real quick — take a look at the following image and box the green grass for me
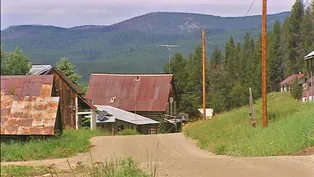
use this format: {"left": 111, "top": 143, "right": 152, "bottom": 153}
{"left": 1, "top": 165, "right": 49, "bottom": 177}
{"left": 1, "top": 158, "right": 152, "bottom": 177}
{"left": 79, "top": 157, "right": 152, "bottom": 177}
{"left": 117, "top": 129, "right": 140, "bottom": 136}
{"left": 1, "top": 128, "right": 110, "bottom": 162}
{"left": 183, "top": 92, "right": 314, "bottom": 156}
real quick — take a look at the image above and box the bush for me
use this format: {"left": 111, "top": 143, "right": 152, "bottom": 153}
{"left": 290, "top": 78, "right": 303, "bottom": 100}
{"left": 117, "top": 129, "right": 140, "bottom": 136}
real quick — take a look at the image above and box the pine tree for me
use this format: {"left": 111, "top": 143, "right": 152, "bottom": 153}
{"left": 268, "top": 21, "right": 284, "bottom": 92}
{"left": 284, "top": 0, "right": 305, "bottom": 75}
{"left": 301, "top": 4, "right": 314, "bottom": 55}
{"left": 56, "top": 57, "right": 81, "bottom": 85}
{"left": 224, "top": 36, "right": 236, "bottom": 80}
{"left": 207, "top": 46, "right": 228, "bottom": 112}
{"left": 163, "top": 53, "right": 188, "bottom": 112}
{"left": 181, "top": 46, "right": 203, "bottom": 115}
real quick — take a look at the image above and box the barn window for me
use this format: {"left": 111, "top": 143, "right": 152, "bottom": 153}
{"left": 110, "top": 95, "right": 116, "bottom": 103}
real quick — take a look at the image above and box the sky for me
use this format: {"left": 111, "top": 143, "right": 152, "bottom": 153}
{"left": 1, "top": 0, "right": 297, "bottom": 30}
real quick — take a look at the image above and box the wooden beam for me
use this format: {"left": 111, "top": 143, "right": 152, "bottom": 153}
{"left": 77, "top": 112, "right": 93, "bottom": 115}
{"left": 75, "top": 97, "right": 79, "bottom": 130}
{"left": 202, "top": 29, "right": 207, "bottom": 121}
{"left": 91, "top": 111, "right": 96, "bottom": 130}
{"left": 262, "top": 0, "right": 268, "bottom": 127}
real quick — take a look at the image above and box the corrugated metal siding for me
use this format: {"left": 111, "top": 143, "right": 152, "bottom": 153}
{"left": 1, "top": 75, "right": 53, "bottom": 98}
{"left": 86, "top": 74, "right": 173, "bottom": 112}
{"left": 0, "top": 95, "right": 60, "bottom": 135}
{"left": 0, "top": 75, "right": 60, "bottom": 135}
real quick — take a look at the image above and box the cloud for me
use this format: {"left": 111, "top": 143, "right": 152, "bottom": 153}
{"left": 1, "top": 0, "right": 295, "bottom": 29}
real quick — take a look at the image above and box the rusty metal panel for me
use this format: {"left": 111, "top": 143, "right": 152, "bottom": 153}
{"left": 86, "top": 74, "right": 173, "bottom": 112}
{"left": 40, "top": 84, "right": 53, "bottom": 97}
{"left": 0, "top": 75, "right": 53, "bottom": 98}
{"left": 0, "top": 96, "right": 60, "bottom": 135}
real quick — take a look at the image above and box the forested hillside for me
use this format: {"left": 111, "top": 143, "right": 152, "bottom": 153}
{"left": 167, "top": 0, "right": 314, "bottom": 114}
{"left": 1, "top": 12, "right": 289, "bottom": 82}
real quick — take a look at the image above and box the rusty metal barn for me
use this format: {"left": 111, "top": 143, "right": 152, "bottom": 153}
{"left": 85, "top": 74, "right": 181, "bottom": 133}
{"left": 1, "top": 74, "right": 96, "bottom": 134}
{"left": 86, "top": 74, "right": 177, "bottom": 119}
{"left": 29, "top": 65, "right": 97, "bottom": 130}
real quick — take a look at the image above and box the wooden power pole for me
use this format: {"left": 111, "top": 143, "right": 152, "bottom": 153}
{"left": 262, "top": 0, "right": 268, "bottom": 127}
{"left": 202, "top": 29, "right": 206, "bottom": 120}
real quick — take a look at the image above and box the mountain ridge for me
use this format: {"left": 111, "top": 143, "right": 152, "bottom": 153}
{"left": 2, "top": 11, "right": 290, "bottom": 31}
{"left": 1, "top": 11, "right": 290, "bottom": 82}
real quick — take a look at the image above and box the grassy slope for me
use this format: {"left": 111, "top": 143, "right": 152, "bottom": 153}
{"left": 183, "top": 92, "right": 314, "bottom": 156}
{"left": 1, "top": 129, "right": 109, "bottom": 162}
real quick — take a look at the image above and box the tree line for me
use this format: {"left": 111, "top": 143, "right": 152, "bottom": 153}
{"left": 0, "top": 46, "right": 86, "bottom": 93}
{"left": 165, "top": 0, "right": 314, "bottom": 115}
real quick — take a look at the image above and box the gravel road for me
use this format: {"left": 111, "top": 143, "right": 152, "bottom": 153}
{"left": 2, "top": 133, "right": 314, "bottom": 177}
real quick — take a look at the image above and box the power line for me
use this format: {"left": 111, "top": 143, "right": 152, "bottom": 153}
{"left": 245, "top": 0, "right": 257, "bottom": 36}
{"left": 245, "top": 0, "right": 257, "bottom": 18}
{"left": 205, "top": 0, "right": 257, "bottom": 46}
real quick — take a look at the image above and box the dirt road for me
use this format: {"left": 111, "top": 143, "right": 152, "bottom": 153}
{"left": 2, "top": 133, "right": 314, "bottom": 177}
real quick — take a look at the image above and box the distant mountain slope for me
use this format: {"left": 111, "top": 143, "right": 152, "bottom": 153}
{"left": 0, "top": 11, "right": 290, "bottom": 82}
{"left": 112, "top": 12, "right": 289, "bottom": 34}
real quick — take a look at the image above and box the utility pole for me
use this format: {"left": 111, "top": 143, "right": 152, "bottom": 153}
{"left": 262, "top": 0, "right": 268, "bottom": 127}
{"left": 202, "top": 30, "right": 206, "bottom": 121}
{"left": 159, "top": 45, "right": 180, "bottom": 74}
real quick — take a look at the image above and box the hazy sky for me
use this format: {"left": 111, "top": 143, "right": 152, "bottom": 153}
{"left": 1, "top": 0, "right": 297, "bottom": 30}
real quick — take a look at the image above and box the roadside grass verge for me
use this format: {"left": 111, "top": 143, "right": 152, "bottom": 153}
{"left": 184, "top": 92, "right": 314, "bottom": 156}
{"left": 1, "top": 157, "right": 153, "bottom": 177}
{"left": 0, "top": 165, "right": 49, "bottom": 177}
{"left": 1, "top": 128, "right": 109, "bottom": 162}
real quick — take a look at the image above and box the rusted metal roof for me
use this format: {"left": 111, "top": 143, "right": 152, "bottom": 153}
{"left": 29, "top": 66, "right": 95, "bottom": 110}
{"left": 86, "top": 74, "right": 173, "bottom": 112}
{"left": 1, "top": 96, "right": 60, "bottom": 135}
{"left": 1, "top": 75, "right": 53, "bottom": 98}
{"left": 0, "top": 75, "right": 59, "bottom": 135}
{"left": 279, "top": 74, "right": 305, "bottom": 86}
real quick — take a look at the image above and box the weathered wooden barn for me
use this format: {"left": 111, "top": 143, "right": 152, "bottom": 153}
{"left": 29, "top": 65, "right": 96, "bottom": 129}
{"left": 0, "top": 75, "right": 61, "bottom": 137}
{"left": 95, "top": 105, "right": 159, "bottom": 135}
{"left": 85, "top": 74, "right": 179, "bottom": 132}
